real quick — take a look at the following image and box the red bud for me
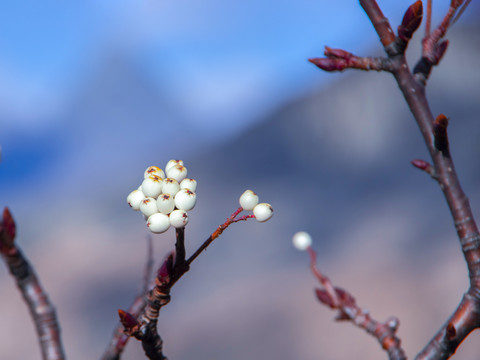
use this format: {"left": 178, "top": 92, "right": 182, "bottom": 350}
{"left": 157, "top": 251, "right": 175, "bottom": 285}
{"left": 0, "top": 207, "right": 16, "bottom": 252}
{"left": 411, "top": 159, "right": 430, "bottom": 170}
{"left": 398, "top": 1, "right": 423, "bottom": 43}
{"left": 334, "top": 287, "right": 356, "bottom": 308}
{"left": 315, "top": 288, "right": 335, "bottom": 308}
{"left": 324, "top": 47, "right": 352, "bottom": 59}
{"left": 309, "top": 58, "right": 348, "bottom": 72}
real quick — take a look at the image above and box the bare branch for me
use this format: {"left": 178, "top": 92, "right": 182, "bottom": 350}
{"left": 101, "top": 236, "right": 155, "bottom": 360}
{"left": 0, "top": 208, "right": 65, "bottom": 360}
{"left": 309, "top": 47, "right": 393, "bottom": 72}
{"left": 359, "top": 0, "right": 396, "bottom": 52}
{"left": 311, "top": 1, "right": 480, "bottom": 358}
{"left": 116, "top": 206, "right": 257, "bottom": 359}
{"left": 306, "top": 246, "right": 406, "bottom": 360}
{"left": 186, "top": 207, "right": 253, "bottom": 266}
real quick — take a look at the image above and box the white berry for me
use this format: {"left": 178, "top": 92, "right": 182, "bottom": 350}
{"left": 127, "top": 189, "right": 145, "bottom": 211}
{"left": 139, "top": 197, "right": 159, "bottom": 217}
{"left": 166, "top": 164, "right": 188, "bottom": 183}
{"left": 147, "top": 213, "right": 170, "bottom": 234}
{"left": 180, "top": 178, "right": 197, "bottom": 192}
{"left": 169, "top": 209, "right": 189, "bottom": 228}
{"left": 141, "top": 175, "right": 163, "bottom": 198}
{"left": 239, "top": 190, "right": 259, "bottom": 211}
{"left": 292, "top": 231, "right": 312, "bottom": 251}
{"left": 253, "top": 203, "right": 273, "bottom": 222}
{"left": 162, "top": 178, "right": 180, "bottom": 196}
{"left": 156, "top": 194, "right": 175, "bottom": 214}
{"left": 165, "top": 160, "right": 184, "bottom": 172}
{"left": 175, "top": 189, "right": 197, "bottom": 211}
{"left": 144, "top": 166, "right": 165, "bottom": 179}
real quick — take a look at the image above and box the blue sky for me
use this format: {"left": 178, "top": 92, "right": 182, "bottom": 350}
{"left": 0, "top": 0, "right": 478, "bottom": 178}
{"left": 3, "top": 1, "right": 474, "bottom": 132}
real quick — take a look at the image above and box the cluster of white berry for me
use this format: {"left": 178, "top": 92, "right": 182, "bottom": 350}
{"left": 238, "top": 190, "right": 274, "bottom": 222}
{"left": 127, "top": 160, "right": 197, "bottom": 234}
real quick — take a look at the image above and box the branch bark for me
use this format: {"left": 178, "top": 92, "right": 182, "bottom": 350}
{"left": 361, "top": 1, "right": 480, "bottom": 358}
{"left": 310, "top": 1, "right": 480, "bottom": 359}
{"left": 0, "top": 208, "right": 65, "bottom": 360}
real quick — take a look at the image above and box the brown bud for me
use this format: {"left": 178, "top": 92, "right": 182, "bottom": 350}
{"left": 433, "top": 114, "right": 450, "bottom": 157}
{"left": 446, "top": 323, "right": 456, "bottom": 340}
{"left": 398, "top": 1, "right": 423, "bottom": 42}
{"left": 118, "top": 309, "right": 139, "bottom": 330}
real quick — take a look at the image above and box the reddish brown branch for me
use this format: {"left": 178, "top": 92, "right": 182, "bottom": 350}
{"left": 309, "top": 47, "right": 393, "bottom": 72}
{"left": 307, "top": 246, "right": 406, "bottom": 360}
{"left": 117, "top": 207, "right": 255, "bottom": 359}
{"left": 0, "top": 208, "right": 65, "bottom": 360}
{"left": 101, "top": 237, "right": 155, "bottom": 360}
{"left": 366, "top": 1, "right": 480, "bottom": 357}
{"left": 425, "top": 0, "right": 432, "bottom": 37}
{"left": 414, "top": 0, "right": 466, "bottom": 84}
{"left": 311, "top": 1, "right": 480, "bottom": 358}
{"left": 186, "top": 207, "right": 253, "bottom": 266}
{"left": 310, "top": 2, "right": 424, "bottom": 74}
{"left": 359, "top": 0, "right": 395, "bottom": 51}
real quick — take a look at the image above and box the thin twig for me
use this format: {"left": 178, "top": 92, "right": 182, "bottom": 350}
{"left": 425, "top": 0, "right": 432, "bottom": 37}
{"left": 353, "top": 1, "right": 480, "bottom": 358}
{"left": 0, "top": 208, "right": 65, "bottom": 360}
{"left": 186, "top": 208, "right": 253, "bottom": 266}
{"left": 306, "top": 246, "right": 406, "bottom": 360}
{"left": 311, "top": 1, "right": 480, "bottom": 358}
{"left": 101, "top": 236, "right": 155, "bottom": 360}
{"left": 119, "top": 207, "right": 256, "bottom": 359}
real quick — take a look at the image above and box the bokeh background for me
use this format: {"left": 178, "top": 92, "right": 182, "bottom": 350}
{"left": 1, "top": 1, "right": 480, "bottom": 359}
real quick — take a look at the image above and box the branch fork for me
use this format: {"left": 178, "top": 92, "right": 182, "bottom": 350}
{"left": 309, "top": 1, "right": 480, "bottom": 359}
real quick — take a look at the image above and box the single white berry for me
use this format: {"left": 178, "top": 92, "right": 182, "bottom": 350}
{"left": 292, "top": 231, "right": 312, "bottom": 251}
{"left": 139, "top": 197, "right": 159, "bottom": 217}
{"left": 169, "top": 209, "right": 189, "bottom": 228}
{"left": 162, "top": 178, "right": 180, "bottom": 196}
{"left": 175, "top": 189, "right": 197, "bottom": 211}
{"left": 141, "top": 175, "right": 163, "bottom": 198}
{"left": 166, "top": 164, "right": 188, "bottom": 183}
{"left": 165, "top": 160, "right": 184, "bottom": 172}
{"left": 180, "top": 178, "right": 197, "bottom": 192}
{"left": 156, "top": 194, "right": 176, "bottom": 214}
{"left": 127, "top": 189, "right": 145, "bottom": 211}
{"left": 147, "top": 213, "right": 170, "bottom": 234}
{"left": 239, "top": 190, "right": 259, "bottom": 211}
{"left": 144, "top": 166, "right": 165, "bottom": 179}
{"left": 253, "top": 203, "right": 273, "bottom": 222}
